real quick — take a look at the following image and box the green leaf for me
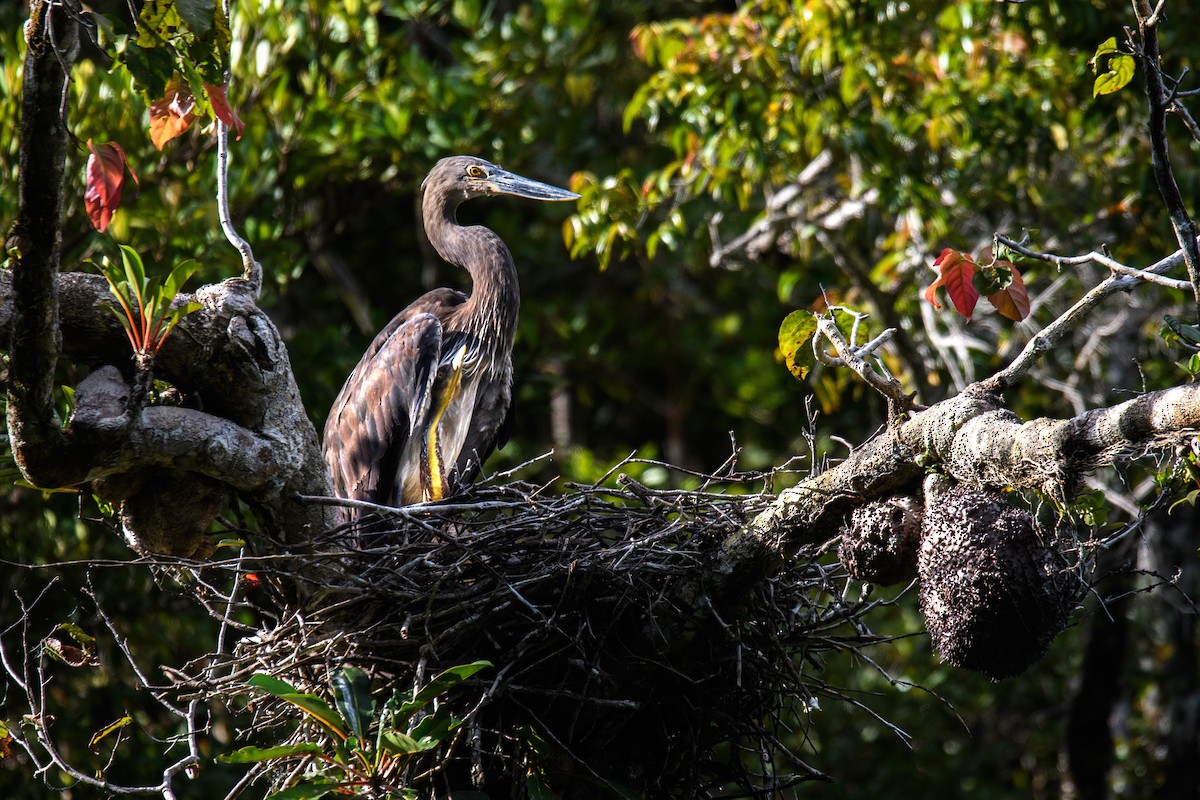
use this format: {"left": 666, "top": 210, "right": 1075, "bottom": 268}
{"left": 1090, "top": 36, "right": 1119, "bottom": 71}
{"left": 330, "top": 667, "right": 374, "bottom": 741}
{"left": 265, "top": 782, "right": 337, "bottom": 800}
{"left": 279, "top": 694, "right": 350, "bottom": 740}
{"left": 1093, "top": 53, "right": 1135, "bottom": 97}
{"left": 88, "top": 714, "right": 133, "bottom": 753}
{"left": 1169, "top": 488, "right": 1200, "bottom": 513}
{"left": 247, "top": 675, "right": 349, "bottom": 739}
{"left": 137, "top": 0, "right": 185, "bottom": 48}
{"left": 162, "top": 259, "right": 200, "bottom": 299}
{"left": 118, "top": 244, "right": 148, "bottom": 315}
{"left": 409, "top": 707, "right": 458, "bottom": 744}
{"left": 778, "top": 310, "right": 818, "bottom": 381}
{"left": 42, "top": 623, "right": 98, "bottom": 666}
{"left": 378, "top": 730, "right": 436, "bottom": 756}
{"left": 247, "top": 672, "right": 299, "bottom": 697}
{"left": 117, "top": 37, "right": 176, "bottom": 99}
{"left": 397, "top": 661, "right": 491, "bottom": 721}
{"left": 176, "top": 0, "right": 217, "bottom": 36}
{"left": 1162, "top": 316, "right": 1200, "bottom": 347}
{"left": 217, "top": 743, "right": 324, "bottom": 764}
{"left": 53, "top": 622, "right": 95, "bottom": 648}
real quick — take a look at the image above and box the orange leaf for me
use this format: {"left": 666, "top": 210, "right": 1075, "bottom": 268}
{"left": 986, "top": 262, "right": 1031, "bottom": 321}
{"left": 84, "top": 140, "right": 137, "bottom": 233}
{"left": 926, "top": 248, "right": 979, "bottom": 319}
{"left": 205, "top": 82, "right": 245, "bottom": 140}
{"left": 149, "top": 76, "right": 197, "bottom": 150}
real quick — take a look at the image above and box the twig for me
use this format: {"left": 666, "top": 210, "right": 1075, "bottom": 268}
{"left": 216, "top": 118, "right": 261, "bottom": 294}
{"left": 979, "top": 238, "right": 1198, "bottom": 392}
{"left": 998, "top": 234, "right": 1193, "bottom": 291}
{"left": 812, "top": 307, "right": 921, "bottom": 422}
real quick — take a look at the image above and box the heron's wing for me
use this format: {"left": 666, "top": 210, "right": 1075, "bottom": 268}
{"left": 324, "top": 289, "right": 466, "bottom": 510}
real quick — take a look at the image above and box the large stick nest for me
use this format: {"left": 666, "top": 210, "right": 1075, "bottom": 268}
{"left": 182, "top": 467, "right": 886, "bottom": 798}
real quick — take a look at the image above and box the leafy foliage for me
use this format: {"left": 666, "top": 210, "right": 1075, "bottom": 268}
{"left": 4, "top": 0, "right": 1200, "bottom": 796}
{"left": 83, "top": 140, "right": 138, "bottom": 232}
{"left": 778, "top": 309, "right": 819, "bottom": 380}
{"left": 224, "top": 662, "right": 491, "bottom": 798}
{"left": 91, "top": 244, "right": 202, "bottom": 358}
{"left": 1091, "top": 36, "right": 1137, "bottom": 97}
{"left": 924, "top": 247, "right": 1030, "bottom": 322}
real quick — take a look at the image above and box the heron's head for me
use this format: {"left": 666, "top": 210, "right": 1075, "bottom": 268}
{"left": 423, "top": 155, "right": 579, "bottom": 205}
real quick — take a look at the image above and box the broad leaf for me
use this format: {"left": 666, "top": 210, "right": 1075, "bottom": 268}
{"left": 1089, "top": 36, "right": 1119, "bottom": 66}
{"left": 217, "top": 743, "right": 324, "bottom": 764}
{"left": 409, "top": 707, "right": 458, "bottom": 744}
{"left": 279, "top": 695, "right": 348, "bottom": 740}
{"left": 1091, "top": 38, "right": 1135, "bottom": 97}
{"left": 1162, "top": 315, "right": 1200, "bottom": 347}
{"left": 149, "top": 75, "right": 198, "bottom": 150}
{"left": 925, "top": 248, "right": 979, "bottom": 319}
{"left": 138, "top": 0, "right": 186, "bottom": 47}
{"left": 777, "top": 309, "right": 818, "bottom": 380}
{"left": 246, "top": 675, "right": 348, "bottom": 740}
{"left": 1094, "top": 53, "right": 1135, "bottom": 97}
{"left": 330, "top": 667, "right": 374, "bottom": 741}
{"left": 176, "top": 0, "right": 217, "bottom": 36}
{"left": 985, "top": 262, "right": 1030, "bottom": 321}
{"left": 42, "top": 622, "right": 98, "bottom": 667}
{"left": 379, "top": 730, "right": 437, "bottom": 756}
{"left": 162, "top": 259, "right": 201, "bottom": 299}
{"left": 396, "top": 660, "right": 491, "bottom": 722}
{"left": 265, "top": 784, "right": 336, "bottom": 800}
{"left": 247, "top": 673, "right": 299, "bottom": 696}
{"left": 205, "top": 82, "right": 246, "bottom": 139}
{"left": 83, "top": 141, "right": 137, "bottom": 232}
{"left": 116, "top": 38, "right": 175, "bottom": 100}
{"left": 118, "top": 245, "right": 150, "bottom": 343}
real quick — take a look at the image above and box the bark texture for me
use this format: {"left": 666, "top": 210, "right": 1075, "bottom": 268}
{"left": 714, "top": 383, "right": 1200, "bottom": 607}
{"left": 4, "top": 3, "right": 332, "bottom": 554}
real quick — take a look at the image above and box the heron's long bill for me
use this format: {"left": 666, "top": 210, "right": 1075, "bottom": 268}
{"left": 489, "top": 170, "right": 579, "bottom": 202}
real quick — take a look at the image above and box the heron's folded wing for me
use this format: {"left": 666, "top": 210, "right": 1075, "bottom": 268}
{"left": 324, "top": 312, "right": 442, "bottom": 508}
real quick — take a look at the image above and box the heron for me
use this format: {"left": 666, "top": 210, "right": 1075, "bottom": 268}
{"left": 323, "top": 155, "right": 579, "bottom": 519}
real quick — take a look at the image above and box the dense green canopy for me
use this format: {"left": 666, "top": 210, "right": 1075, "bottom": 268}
{"left": 2, "top": 0, "right": 1200, "bottom": 797}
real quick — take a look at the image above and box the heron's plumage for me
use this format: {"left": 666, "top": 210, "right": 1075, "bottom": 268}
{"left": 323, "top": 156, "right": 577, "bottom": 520}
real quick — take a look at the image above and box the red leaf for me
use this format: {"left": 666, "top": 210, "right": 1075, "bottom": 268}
{"left": 84, "top": 140, "right": 138, "bottom": 233}
{"left": 149, "top": 76, "right": 197, "bottom": 150}
{"left": 986, "top": 261, "right": 1031, "bottom": 321}
{"left": 925, "top": 248, "right": 980, "bottom": 319}
{"left": 205, "top": 82, "right": 245, "bottom": 139}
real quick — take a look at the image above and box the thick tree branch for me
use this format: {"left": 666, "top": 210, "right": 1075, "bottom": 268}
{"left": 713, "top": 382, "right": 1200, "bottom": 605}
{"left": 3, "top": 3, "right": 333, "bottom": 547}
{"left": 5, "top": 0, "right": 79, "bottom": 483}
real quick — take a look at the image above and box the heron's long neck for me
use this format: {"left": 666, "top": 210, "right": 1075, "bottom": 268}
{"left": 426, "top": 205, "right": 520, "bottom": 354}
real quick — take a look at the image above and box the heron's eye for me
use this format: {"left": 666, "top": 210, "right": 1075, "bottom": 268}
{"left": 467, "top": 165, "right": 486, "bottom": 179}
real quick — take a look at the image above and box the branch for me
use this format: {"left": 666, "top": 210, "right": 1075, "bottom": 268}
{"left": 998, "top": 235, "right": 1193, "bottom": 291}
{"left": 216, "top": 119, "right": 261, "bottom": 294}
{"left": 713, "top": 382, "right": 1200, "bottom": 604}
{"left": 812, "top": 309, "right": 918, "bottom": 422}
{"left": 5, "top": 0, "right": 80, "bottom": 483}
{"left": 978, "top": 239, "right": 1195, "bottom": 393}
{"left": 1132, "top": 1, "right": 1200, "bottom": 311}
